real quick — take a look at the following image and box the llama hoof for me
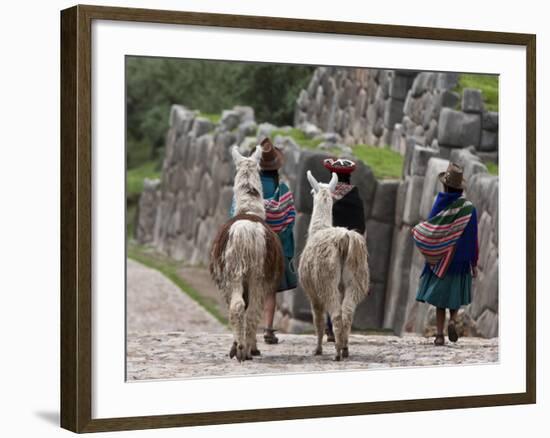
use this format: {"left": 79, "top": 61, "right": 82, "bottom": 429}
{"left": 250, "top": 348, "right": 261, "bottom": 356}
{"left": 313, "top": 347, "right": 322, "bottom": 356}
{"left": 235, "top": 344, "right": 246, "bottom": 362}
{"left": 334, "top": 353, "right": 341, "bottom": 361}
{"left": 342, "top": 347, "right": 349, "bottom": 358}
{"left": 229, "top": 342, "right": 238, "bottom": 359}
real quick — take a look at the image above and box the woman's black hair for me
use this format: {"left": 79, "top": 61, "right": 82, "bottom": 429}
{"left": 444, "top": 184, "right": 463, "bottom": 194}
{"left": 336, "top": 172, "right": 351, "bottom": 183}
{"left": 260, "top": 169, "right": 279, "bottom": 185}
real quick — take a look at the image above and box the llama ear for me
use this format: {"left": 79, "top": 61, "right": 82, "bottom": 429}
{"left": 328, "top": 172, "right": 338, "bottom": 192}
{"left": 307, "top": 170, "right": 320, "bottom": 193}
{"left": 231, "top": 145, "right": 244, "bottom": 165}
{"left": 252, "top": 145, "right": 262, "bottom": 163}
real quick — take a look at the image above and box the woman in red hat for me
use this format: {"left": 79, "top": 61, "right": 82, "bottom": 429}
{"left": 322, "top": 157, "right": 366, "bottom": 342}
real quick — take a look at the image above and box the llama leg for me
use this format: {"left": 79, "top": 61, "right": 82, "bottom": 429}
{"left": 327, "top": 297, "right": 344, "bottom": 361}
{"left": 311, "top": 298, "right": 325, "bottom": 356}
{"left": 229, "top": 283, "right": 247, "bottom": 362}
{"left": 244, "top": 279, "right": 266, "bottom": 359}
{"left": 340, "top": 292, "right": 359, "bottom": 359}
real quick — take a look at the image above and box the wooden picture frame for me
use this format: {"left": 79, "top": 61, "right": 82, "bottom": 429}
{"left": 60, "top": 4, "right": 536, "bottom": 433}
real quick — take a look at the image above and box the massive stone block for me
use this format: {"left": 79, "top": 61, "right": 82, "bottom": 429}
{"left": 371, "top": 180, "right": 399, "bottom": 223}
{"left": 419, "top": 158, "right": 450, "bottom": 220}
{"left": 436, "top": 72, "right": 459, "bottom": 90}
{"left": 475, "top": 308, "right": 499, "bottom": 338}
{"left": 220, "top": 110, "right": 240, "bottom": 130}
{"left": 482, "top": 111, "right": 499, "bottom": 132}
{"left": 402, "top": 175, "right": 425, "bottom": 225}
{"left": 366, "top": 219, "right": 394, "bottom": 283}
{"left": 438, "top": 108, "right": 481, "bottom": 148}
{"left": 440, "top": 90, "right": 460, "bottom": 109}
{"left": 135, "top": 179, "right": 160, "bottom": 244}
{"left": 294, "top": 150, "right": 332, "bottom": 214}
{"left": 461, "top": 88, "right": 484, "bottom": 113}
{"left": 411, "top": 72, "right": 436, "bottom": 97}
{"left": 353, "top": 282, "right": 386, "bottom": 329}
{"left": 394, "top": 179, "right": 409, "bottom": 227}
{"left": 479, "top": 130, "right": 498, "bottom": 152}
{"left": 293, "top": 213, "right": 311, "bottom": 261}
{"left": 389, "top": 72, "right": 411, "bottom": 100}
{"left": 402, "top": 248, "right": 426, "bottom": 333}
{"left": 191, "top": 118, "right": 214, "bottom": 138}
{"left": 383, "top": 225, "right": 414, "bottom": 333}
{"left": 410, "top": 145, "right": 439, "bottom": 176}
{"left": 383, "top": 97, "right": 405, "bottom": 128}
{"left": 351, "top": 161, "right": 377, "bottom": 219}
{"left": 470, "top": 259, "right": 499, "bottom": 319}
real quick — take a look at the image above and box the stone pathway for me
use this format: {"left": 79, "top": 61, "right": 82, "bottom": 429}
{"left": 126, "top": 259, "right": 498, "bottom": 381}
{"left": 127, "top": 332, "right": 498, "bottom": 381}
{"left": 126, "top": 259, "right": 227, "bottom": 335}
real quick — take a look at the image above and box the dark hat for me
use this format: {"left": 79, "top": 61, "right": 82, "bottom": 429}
{"left": 259, "top": 137, "right": 284, "bottom": 170}
{"left": 438, "top": 162, "right": 466, "bottom": 190}
{"left": 323, "top": 158, "right": 357, "bottom": 174}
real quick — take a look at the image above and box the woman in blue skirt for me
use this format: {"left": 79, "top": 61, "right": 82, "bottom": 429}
{"left": 412, "top": 163, "right": 478, "bottom": 346}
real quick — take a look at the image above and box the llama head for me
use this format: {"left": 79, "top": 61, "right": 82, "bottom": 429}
{"left": 307, "top": 170, "right": 338, "bottom": 204}
{"left": 306, "top": 171, "right": 337, "bottom": 233}
{"left": 231, "top": 145, "right": 264, "bottom": 217}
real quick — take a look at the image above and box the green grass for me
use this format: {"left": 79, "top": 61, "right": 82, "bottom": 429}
{"left": 271, "top": 128, "right": 323, "bottom": 149}
{"left": 352, "top": 144, "right": 404, "bottom": 179}
{"left": 486, "top": 162, "right": 499, "bottom": 176}
{"left": 127, "top": 160, "right": 162, "bottom": 197}
{"left": 128, "top": 243, "right": 228, "bottom": 326}
{"left": 455, "top": 74, "right": 499, "bottom": 112}
{"left": 198, "top": 112, "right": 221, "bottom": 124}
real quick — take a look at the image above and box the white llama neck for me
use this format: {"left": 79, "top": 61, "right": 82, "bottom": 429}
{"left": 233, "top": 164, "right": 265, "bottom": 219}
{"left": 308, "top": 189, "right": 333, "bottom": 235}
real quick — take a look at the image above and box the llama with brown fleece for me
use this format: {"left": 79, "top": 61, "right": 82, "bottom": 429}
{"left": 298, "top": 171, "right": 370, "bottom": 361}
{"left": 209, "top": 146, "right": 284, "bottom": 362}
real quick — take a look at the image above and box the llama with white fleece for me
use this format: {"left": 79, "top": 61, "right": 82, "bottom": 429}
{"left": 298, "top": 171, "right": 370, "bottom": 361}
{"left": 209, "top": 146, "right": 284, "bottom": 362}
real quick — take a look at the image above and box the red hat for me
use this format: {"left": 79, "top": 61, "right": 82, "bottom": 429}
{"left": 323, "top": 158, "right": 357, "bottom": 174}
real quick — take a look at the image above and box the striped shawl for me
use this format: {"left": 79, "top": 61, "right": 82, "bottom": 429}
{"left": 412, "top": 197, "right": 474, "bottom": 278}
{"left": 264, "top": 182, "right": 296, "bottom": 233}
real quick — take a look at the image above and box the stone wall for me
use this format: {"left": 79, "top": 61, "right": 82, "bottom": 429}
{"left": 295, "top": 67, "right": 499, "bottom": 162}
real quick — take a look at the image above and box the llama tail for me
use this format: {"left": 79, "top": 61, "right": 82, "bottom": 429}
{"left": 343, "top": 231, "right": 370, "bottom": 296}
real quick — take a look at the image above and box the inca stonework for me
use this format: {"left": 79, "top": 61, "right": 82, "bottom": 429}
{"left": 136, "top": 67, "right": 499, "bottom": 339}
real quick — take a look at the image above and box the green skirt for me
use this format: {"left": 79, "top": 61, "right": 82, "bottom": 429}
{"left": 276, "top": 257, "right": 298, "bottom": 292}
{"left": 416, "top": 269, "right": 472, "bottom": 310}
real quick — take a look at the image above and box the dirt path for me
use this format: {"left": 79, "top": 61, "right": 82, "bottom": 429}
{"left": 126, "top": 258, "right": 227, "bottom": 335}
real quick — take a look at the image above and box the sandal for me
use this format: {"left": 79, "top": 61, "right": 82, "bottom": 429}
{"left": 434, "top": 334, "right": 445, "bottom": 346}
{"left": 263, "top": 328, "right": 279, "bottom": 344}
{"left": 448, "top": 320, "right": 459, "bottom": 343}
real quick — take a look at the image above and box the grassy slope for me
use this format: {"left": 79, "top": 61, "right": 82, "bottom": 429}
{"left": 352, "top": 145, "right": 403, "bottom": 179}
{"left": 455, "top": 74, "right": 499, "bottom": 112}
{"left": 486, "top": 162, "right": 499, "bottom": 176}
{"left": 273, "top": 128, "right": 404, "bottom": 179}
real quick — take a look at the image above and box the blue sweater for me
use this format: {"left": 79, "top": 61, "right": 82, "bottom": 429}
{"left": 422, "top": 192, "right": 478, "bottom": 276}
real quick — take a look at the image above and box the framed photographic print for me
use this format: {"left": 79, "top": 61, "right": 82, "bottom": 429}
{"left": 60, "top": 4, "right": 536, "bottom": 433}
